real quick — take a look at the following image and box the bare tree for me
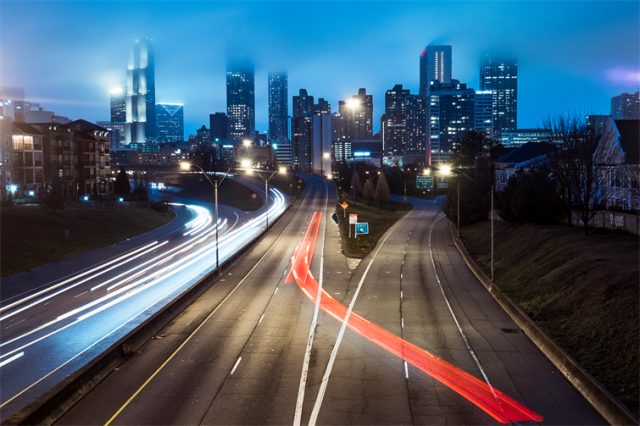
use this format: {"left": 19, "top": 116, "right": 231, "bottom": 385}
{"left": 542, "top": 113, "right": 612, "bottom": 236}
{"left": 374, "top": 171, "right": 390, "bottom": 210}
{"left": 362, "top": 178, "right": 375, "bottom": 206}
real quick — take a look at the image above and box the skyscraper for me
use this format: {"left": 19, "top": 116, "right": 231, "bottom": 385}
{"left": 155, "top": 103, "right": 184, "bottom": 143}
{"left": 110, "top": 86, "right": 126, "bottom": 123}
{"left": 382, "top": 84, "right": 410, "bottom": 156}
{"left": 480, "top": 54, "right": 518, "bottom": 133}
{"left": 125, "top": 38, "right": 156, "bottom": 145}
{"left": 226, "top": 56, "right": 255, "bottom": 142}
{"left": 341, "top": 88, "right": 373, "bottom": 141}
{"left": 474, "top": 90, "right": 494, "bottom": 139}
{"left": 611, "top": 91, "right": 640, "bottom": 119}
{"left": 427, "top": 79, "right": 476, "bottom": 164}
{"left": 268, "top": 71, "right": 288, "bottom": 142}
{"left": 209, "top": 112, "right": 227, "bottom": 142}
{"left": 419, "top": 45, "right": 452, "bottom": 95}
{"left": 405, "top": 95, "right": 428, "bottom": 158}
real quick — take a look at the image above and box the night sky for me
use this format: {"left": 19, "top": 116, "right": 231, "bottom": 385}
{"left": 1, "top": 1, "right": 638, "bottom": 139}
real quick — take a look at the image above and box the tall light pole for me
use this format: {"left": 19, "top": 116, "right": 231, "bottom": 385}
{"left": 323, "top": 152, "right": 330, "bottom": 177}
{"left": 181, "top": 162, "right": 231, "bottom": 272}
{"left": 245, "top": 166, "right": 286, "bottom": 229}
{"left": 348, "top": 99, "right": 359, "bottom": 206}
{"left": 243, "top": 139, "right": 251, "bottom": 164}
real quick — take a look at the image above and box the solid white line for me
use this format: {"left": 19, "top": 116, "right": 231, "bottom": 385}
{"left": 230, "top": 357, "right": 242, "bottom": 375}
{"left": 308, "top": 258, "right": 375, "bottom": 426}
{"left": 0, "top": 352, "right": 24, "bottom": 368}
{"left": 428, "top": 214, "right": 505, "bottom": 416}
{"left": 294, "top": 178, "right": 329, "bottom": 426}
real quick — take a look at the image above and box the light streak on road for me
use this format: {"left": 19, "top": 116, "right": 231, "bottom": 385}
{"left": 287, "top": 211, "right": 544, "bottom": 424}
{"left": 0, "top": 189, "right": 287, "bottom": 415}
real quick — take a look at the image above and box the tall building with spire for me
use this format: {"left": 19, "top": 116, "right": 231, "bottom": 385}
{"left": 226, "top": 56, "right": 255, "bottom": 142}
{"left": 268, "top": 71, "right": 288, "bottom": 142}
{"left": 480, "top": 54, "right": 518, "bottom": 133}
{"left": 125, "top": 38, "right": 156, "bottom": 145}
{"left": 419, "top": 45, "right": 452, "bottom": 95}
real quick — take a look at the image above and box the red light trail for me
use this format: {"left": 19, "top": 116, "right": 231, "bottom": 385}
{"left": 286, "top": 211, "right": 543, "bottom": 424}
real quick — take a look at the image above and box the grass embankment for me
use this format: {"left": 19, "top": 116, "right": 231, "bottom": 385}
{"left": 336, "top": 199, "right": 413, "bottom": 258}
{"left": 1, "top": 205, "right": 175, "bottom": 277}
{"left": 460, "top": 221, "right": 639, "bottom": 415}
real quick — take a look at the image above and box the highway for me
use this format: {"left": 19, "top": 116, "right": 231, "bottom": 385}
{"left": 0, "top": 177, "right": 288, "bottom": 423}
{"left": 56, "top": 175, "right": 604, "bottom": 425}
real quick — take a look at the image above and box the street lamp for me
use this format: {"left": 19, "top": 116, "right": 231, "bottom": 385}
{"left": 244, "top": 166, "right": 285, "bottom": 229}
{"left": 181, "top": 162, "right": 232, "bottom": 272}
{"left": 442, "top": 165, "right": 495, "bottom": 282}
{"left": 348, "top": 99, "right": 360, "bottom": 206}
{"left": 243, "top": 139, "right": 251, "bottom": 159}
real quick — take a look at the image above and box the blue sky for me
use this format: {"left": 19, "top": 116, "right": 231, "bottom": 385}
{"left": 1, "top": 1, "right": 638, "bottom": 139}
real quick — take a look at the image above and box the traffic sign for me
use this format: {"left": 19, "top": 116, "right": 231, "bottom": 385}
{"left": 417, "top": 176, "right": 433, "bottom": 189}
{"left": 437, "top": 176, "right": 449, "bottom": 188}
{"left": 355, "top": 223, "right": 369, "bottom": 235}
{"left": 349, "top": 214, "right": 358, "bottom": 224}
{"left": 298, "top": 179, "right": 303, "bottom": 183}
{"left": 251, "top": 193, "right": 257, "bottom": 199}
{"left": 340, "top": 202, "right": 348, "bottom": 210}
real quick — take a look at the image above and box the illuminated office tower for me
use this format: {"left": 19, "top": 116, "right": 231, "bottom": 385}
{"left": 480, "top": 54, "right": 517, "bottom": 133}
{"left": 110, "top": 86, "right": 126, "bottom": 123}
{"left": 381, "top": 84, "right": 410, "bottom": 156}
{"left": 155, "top": 103, "right": 184, "bottom": 143}
{"left": 611, "top": 91, "right": 640, "bottom": 119}
{"left": 226, "top": 56, "right": 255, "bottom": 142}
{"left": 268, "top": 71, "right": 288, "bottom": 141}
{"left": 405, "top": 95, "right": 428, "bottom": 158}
{"left": 125, "top": 38, "right": 156, "bottom": 144}
{"left": 474, "top": 90, "right": 494, "bottom": 139}
{"left": 419, "top": 45, "right": 452, "bottom": 95}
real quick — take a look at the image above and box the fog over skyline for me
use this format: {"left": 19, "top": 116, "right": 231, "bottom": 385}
{"left": 1, "top": 1, "right": 638, "bottom": 139}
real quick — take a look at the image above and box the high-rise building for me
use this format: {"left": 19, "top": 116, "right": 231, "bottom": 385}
{"left": 292, "top": 115, "right": 313, "bottom": 171}
{"left": 338, "top": 88, "right": 373, "bottom": 143}
{"left": 110, "top": 86, "right": 126, "bottom": 123}
{"left": 209, "top": 112, "right": 227, "bottom": 142}
{"left": 611, "top": 91, "right": 640, "bottom": 120}
{"left": 405, "top": 95, "right": 428, "bottom": 158}
{"left": 226, "top": 56, "right": 255, "bottom": 142}
{"left": 381, "top": 84, "right": 410, "bottom": 156}
{"left": 312, "top": 113, "right": 333, "bottom": 176}
{"left": 125, "top": 38, "right": 156, "bottom": 145}
{"left": 474, "top": 90, "right": 494, "bottom": 139}
{"left": 155, "top": 103, "right": 184, "bottom": 143}
{"left": 427, "top": 79, "right": 476, "bottom": 164}
{"left": 268, "top": 71, "right": 288, "bottom": 142}
{"left": 480, "top": 54, "right": 517, "bottom": 133}
{"left": 419, "top": 45, "right": 452, "bottom": 95}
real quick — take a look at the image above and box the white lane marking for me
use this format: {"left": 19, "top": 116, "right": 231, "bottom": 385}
{"left": 4, "top": 319, "right": 25, "bottom": 330}
{"left": 428, "top": 214, "right": 505, "bottom": 416}
{"left": 259, "top": 314, "right": 265, "bottom": 324}
{"left": 401, "top": 273, "right": 403, "bottom": 279}
{"left": 294, "top": 179, "right": 329, "bottom": 426}
{"left": 74, "top": 291, "right": 88, "bottom": 299}
{"left": 274, "top": 288, "right": 278, "bottom": 294}
{"left": 401, "top": 291, "right": 403, "bottom": 298}
{"left": 0, "top": 352, "right": 24, "bottom": 368}
{"left": 230, "top": 357, "right": 242, "bottom": 375}
{"left": 401, "top": 318, "right": 404, "bottom": 328}
{"left": 308, "top": 258, "right": 375, "bottom": 426}
{"left": 404, "top": 361, "right": 409, "bottom": 379}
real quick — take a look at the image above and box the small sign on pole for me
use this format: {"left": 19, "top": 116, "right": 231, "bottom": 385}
{"left": 417, "top": 176, "right": 434, "bottom": 189}
{"left": 355, "top": 223, "right": 368, "bottom": 235}
{"left": 349, "top": 214, "right": 358, "bottom": 224}
{"left": 341, "top": 202, "right": 348, "bottom": 217}
{"left": 437, "top": 176, "right": 449, "bottom": 188}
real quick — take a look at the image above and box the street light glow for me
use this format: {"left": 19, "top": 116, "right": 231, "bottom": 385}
{"left": 241, "top": 160, "right": 251, "bottom": 168}
{"left": 441, "top": 165, "right": 451, "bottom": 176}
{"left": 243, "top": 139, "right": 251, "bottom": 147}
{"left": 323, "top": 153, "right": 330, "bottom": 159}
{"left": 180, "top": 162, "right": 191, "bottom": 170}
{"left": 279, "top": 167, "right": 286, "bottom": 173}
{"left": 424, "top": 169, "right": 430, "bottom": 175}
{"left": 347, "top": 99, "right": 360, "bottom": 108}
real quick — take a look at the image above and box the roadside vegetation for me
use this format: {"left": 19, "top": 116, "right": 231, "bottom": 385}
{"left": 1, "top": 205, "right": 175, "bottom": 277}
{"left": 460, "top": 219, "right": 639, "bottom": 416}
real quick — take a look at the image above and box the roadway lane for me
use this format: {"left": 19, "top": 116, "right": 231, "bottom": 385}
{"left": 0, "top": 181, "right": 289, "bottom": 422}
{"left": 57, "top": 184, "right": 604, "bottom": 425}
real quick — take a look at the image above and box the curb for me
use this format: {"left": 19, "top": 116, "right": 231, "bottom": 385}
{"left": 2, "top": 191, "right": 304, "bottom": 426}
{"left": 449, "top": 222, "right": 639, "bottom": 426}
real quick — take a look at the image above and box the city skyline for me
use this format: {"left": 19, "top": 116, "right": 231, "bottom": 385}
{"left": 1, "top": 1, "right": 638, "bottom": 138}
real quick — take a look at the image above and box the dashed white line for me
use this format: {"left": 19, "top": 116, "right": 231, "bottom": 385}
{"left": 259, "top": 314, "right": 265, "bottom": 324}
{"left": 401, "top": 291, "right": 403, "bottom": 298}
{"left": 401, "top": 318, "right": 404, "bottom": 328}
{"left": 0, "top": 352, "right": 24, "bottom": 368}
{"left": 74, "top": 291, "right": 88, "bottom": 299}
{"left": 404, "top": 361, "right": 409, "bottom": 378}
{"left": 230, "top": 357, "right": 242, "bottom": 375}
{"left": 274, "top": 287, "right": 278, "bottom": 294}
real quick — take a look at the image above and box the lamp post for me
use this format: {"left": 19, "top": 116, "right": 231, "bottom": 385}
{"left": 442, "top": 165, "right": 494, "bottom": 282}
{"left": 245, "top": 166, "right": 286, "bottom": 229}
{"left": 323, "top": 152, "right": 330, "bottom": 177}
{"left": 348, "top": 99, "right": 359, "bottom": 206}
{"left": 243, "top": 139, "right": 251, "bottom": 163}
{"left": 181, "top": 162, "right": 232, "bottom": 272}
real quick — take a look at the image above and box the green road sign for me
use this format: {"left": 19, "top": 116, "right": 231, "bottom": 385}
{"left": 437, "top": 176, "right": 449, "bottom": 188}
{"left": 355, "top": 222, "right": 369, "bottom": 235}
{"left": 417, "top": 176, "right": 433, "bottom": 189}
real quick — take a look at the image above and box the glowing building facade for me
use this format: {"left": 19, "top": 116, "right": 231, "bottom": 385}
{"left": 268, "top": 71, "right": 288, "bottom": 142}
{"left": 226, "top": 57, "right": 255, "bottom": 142}
{"left": 125, "top": 38, "right": 156, "bottom": 145}
{"left": 480, "top": 54, "right": 518, "bottom": 133}
{"left": 419, "top": 45, "right": 452, "bottom": 95}
{"left": 155, "top": 103, "right": 184, "bottom": 143}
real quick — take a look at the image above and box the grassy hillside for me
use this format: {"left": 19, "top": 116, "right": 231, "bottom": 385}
{"left": 460, "top": 221, "right": 639, "bottom": 416}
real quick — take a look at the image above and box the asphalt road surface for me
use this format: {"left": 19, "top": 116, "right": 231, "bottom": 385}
{"left": 56, "top": 176, "right": 604, "bottom": 425}
{"left": 0, "top": 177, "right": 288, "bottom": 422}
